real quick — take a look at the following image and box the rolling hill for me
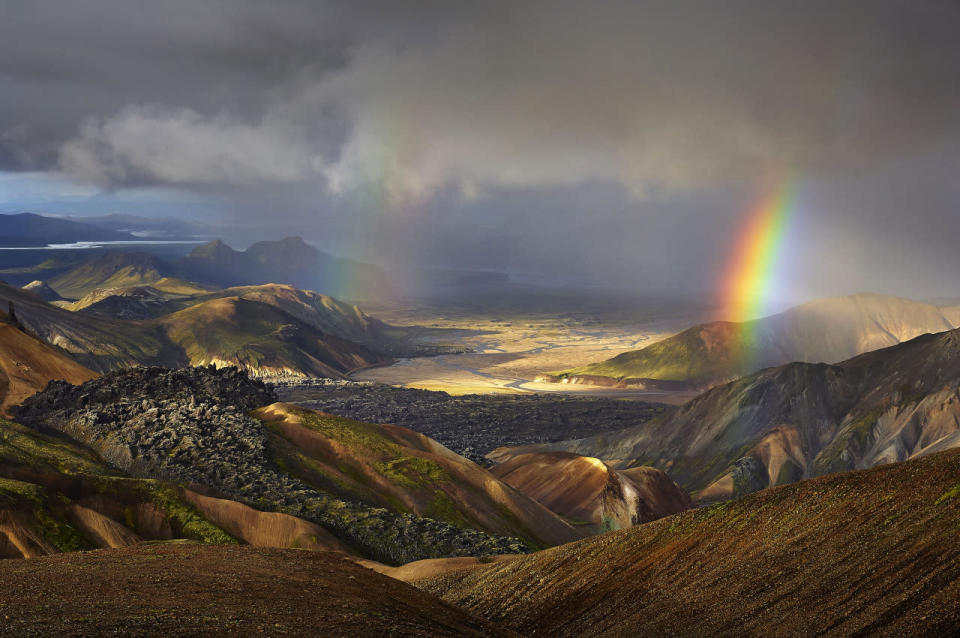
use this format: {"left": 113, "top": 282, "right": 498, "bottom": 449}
{"left": 489, "top": 452, "right": 691, "bottom": 533}
{"left": 254, "top": 403, "right": 581, "bottom": 549}
{"left": 416, "top": 448, "right": 960, "bottom": 636}
{"left": 48, "top": 252, "right": 169, "bottom": 299}
{"left": 500, "top": 326, "right": 960, "bottom": 501}
{"left": 550, "top": 293, "right": 960, "bottom": 388}
{"left": 0, "top": 281, "right": 181, "bottom": 371}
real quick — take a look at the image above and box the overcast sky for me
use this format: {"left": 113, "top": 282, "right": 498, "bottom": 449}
{"left": 2, "top": 0, "right": 959, "bottom": 305}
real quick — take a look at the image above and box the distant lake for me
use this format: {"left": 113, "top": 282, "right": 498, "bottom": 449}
{"left": 0, "top": 240, "right": 206, "bottom": 250}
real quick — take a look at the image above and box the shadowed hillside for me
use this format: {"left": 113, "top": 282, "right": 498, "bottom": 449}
{"left": 418, "top": 449, "right": 960, "bottom": 637}
{"left": 0, "top": 545, "right": 511, "bottom": 637}
{"left": 490, "top": 451, "right": 691, "bottom": 533}
{"left": 0, "top": 309, "right": 96, "bottom": 414}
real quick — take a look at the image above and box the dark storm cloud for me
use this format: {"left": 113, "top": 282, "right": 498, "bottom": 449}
{"left": 2, "top": 0, "right": 960, "bottom": 300}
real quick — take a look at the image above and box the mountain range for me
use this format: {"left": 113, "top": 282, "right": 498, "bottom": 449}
{"left": 502, "top": 325, "right": 960, "bottom": 502}
{"left": 0, "top": 280, "right": 393, "bottom": 378}
{"left": 0, "top": 212, "right": 137, "bottom": 247}
{"left": 549, "top": 293, "right": 960, "bottom": 388}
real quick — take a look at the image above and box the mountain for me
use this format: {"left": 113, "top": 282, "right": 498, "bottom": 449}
{"left": 196, "top": 284, "right": 404, "bottom": 352}
{"left": 43, "top": 236, "right": 390, "bottom": 301}
{"left": 62, "top": 285, "right": 175, "bottom": 320}
{"left": 0, "top": 212, "right": 135, "bottom": 247}
{"left": 0, "top": 281, "right": 391, "bottom": 378}
{"left": 0, "top": 310, "right": 96, "bottom": 414}
{"left": 254, "top": 403, "right": 581, "bottom": 549}
{"left": 550, "top": 293, "right": 960, "bottom": 388}
{"left": 176, "top": 237, "right": 388, "bottom": 300}
{"left": 48, "top": 252, "right": 168, "bottom": 299}
{"left": 0, "top": 282, "right": 179, "bottom": 371}
{"left": 503, "top": 326, "right": 960, "bottom": 501}
{"left": 489, "top": 452, "right": 691, "bottom": 533}
{"left": 13, "top": 367, "right": 579, "bottom": 564}
{"left": 20, "top": 280, "right": 63, "bottom": 302}
{"left": 61, "top": 279, "right": 210, "bottom": 319}
{"left": 155, "top": 296, "right": 388, "bottom": 378}
{"left": 416, "top": 448, "right": 960, "bottom": 636}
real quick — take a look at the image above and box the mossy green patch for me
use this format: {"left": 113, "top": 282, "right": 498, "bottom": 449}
{"left": 935, "top": 484, "right": 960, "bottom": 506}
{"left": 374, "top": 457, "right": 449, "bottom": 489}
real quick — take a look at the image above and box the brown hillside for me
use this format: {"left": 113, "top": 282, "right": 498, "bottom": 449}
{"left": 0, "top": 545, "right": 512, "bottom": 637}
{"left": 506, "top": 327, "right": 960, "bottom": 501}
{"left": 253, "top": 403, "right": 583, "bottom": 548}
{"left": 418, "top": 448, "right": 960, "bottom": 637}
{"left": 490, "top": 452, "right": 691, "bottom": 533}
{"left": 181, "top": 489, "right": 353, "bottom": 554}
{"left": 0, "top": 315, "right": 96, "bottom": 414}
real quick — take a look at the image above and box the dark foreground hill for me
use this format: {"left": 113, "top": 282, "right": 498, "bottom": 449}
{"left": 0, "top": 545, "right": 511, "bottom": 637}
{"left": 418, "top": 448, "right": 960, "bottom": 637}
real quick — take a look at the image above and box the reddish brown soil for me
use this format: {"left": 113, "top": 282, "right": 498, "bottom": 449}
{"left": 0, "top": 320, "right": 96, "bottom": 414}
{"left": 0, "top": 544, "right": 514, "bottom": 637}
{"left": 418, "top": 449, "right": 960, "bottom": 637}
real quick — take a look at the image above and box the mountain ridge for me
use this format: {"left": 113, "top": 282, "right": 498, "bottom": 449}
{"left": 549, "top": 293, "right": 960, "bottom": 388}
{"left": 498, "top": 325, "right": 960, "bottom": 501}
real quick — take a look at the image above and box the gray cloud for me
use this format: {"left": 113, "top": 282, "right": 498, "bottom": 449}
{"left": 2, "top": 0, "right": 960, "bottom": 301}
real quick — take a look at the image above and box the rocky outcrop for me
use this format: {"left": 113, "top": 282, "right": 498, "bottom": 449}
{"left": 15, "top": 366, "right": 530, "bottom": 564}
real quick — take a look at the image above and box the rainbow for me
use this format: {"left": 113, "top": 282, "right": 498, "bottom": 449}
{"left": 720, "top": 180, "right": 795, "bottom": 324}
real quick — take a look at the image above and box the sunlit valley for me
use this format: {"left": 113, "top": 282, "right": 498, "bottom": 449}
{"left": 1, "top": 2, "right": 960, "bottom": 636}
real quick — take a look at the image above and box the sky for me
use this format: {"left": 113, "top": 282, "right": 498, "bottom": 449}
{"left": 1, "top": 0, "right": 959, "bottom": 306}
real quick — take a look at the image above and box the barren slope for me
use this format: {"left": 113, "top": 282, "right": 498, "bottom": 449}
{"left": 0, "top": 545, "right": 512, "bottom": 637}
{"left": 255, "top": 403, "right": 583, "bottom": 548}
{"left": 419, "top": 449, "right": 960, "bottom": 637}
{"left": 0, "top": 315, "right": 96, "bottom": 414}
{"left": 490, "top": 452, "right": 690, "bottom": 532}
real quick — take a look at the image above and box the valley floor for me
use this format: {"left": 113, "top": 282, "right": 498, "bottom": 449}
{"left": 355, "top": 293, "right": 702, "bottom": 403}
